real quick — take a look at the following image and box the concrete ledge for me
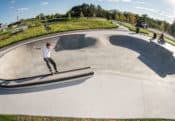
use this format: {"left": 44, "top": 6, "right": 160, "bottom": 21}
{"left": 1, "top": 67, "right": 91, "bottom": 81}
{"left": 0, "top": 67, "right": 94, "bottom": 88}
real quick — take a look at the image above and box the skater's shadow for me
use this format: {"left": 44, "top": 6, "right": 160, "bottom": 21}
{"left": 110, "top": 35, "right": 175, "bottom": 78}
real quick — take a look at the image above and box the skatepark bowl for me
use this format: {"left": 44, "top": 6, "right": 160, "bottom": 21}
{"left": 110, "top": 35, "right": 175, "bottom": 77}
{"left": 1, "top": 31, "right": 175, "bottom": 88}
{"left": 1, "top": 30, "right": 175, "bottom": 118}
{"left": 1, "top": 31, "right": 175, "bottom": 81}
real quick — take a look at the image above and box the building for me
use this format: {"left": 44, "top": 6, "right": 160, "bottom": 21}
{"left": 0, "top": 23, "right": 8, "bottom": 32}
{"left": 136, "top": 22, "right": 148, "bottom": 28}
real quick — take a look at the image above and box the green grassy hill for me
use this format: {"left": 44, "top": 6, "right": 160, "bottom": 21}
{"left": 0, "top": 18, "right": 117, "bottom": 48}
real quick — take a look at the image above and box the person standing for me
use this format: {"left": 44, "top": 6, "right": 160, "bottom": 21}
{"left": 152, "top": 33, "right": 157, "bottom": 40}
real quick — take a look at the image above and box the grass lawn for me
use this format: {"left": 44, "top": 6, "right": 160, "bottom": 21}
{"left": 118, "top": 22, "right": 151, "bottom": 35}
{"left": 0, "top": 26, "right": 47, "bottom": 48}
{"left": 0, "top": 115, "right": 175, "bottom": 121}
{"left": 0, "top": 18, "right": 117, "bottom": 48}
{"left": 118, "top": 21, "right": 175, "bottom": 46}
{"left": 49, "top": 18, "right": 117, "bottom": 33}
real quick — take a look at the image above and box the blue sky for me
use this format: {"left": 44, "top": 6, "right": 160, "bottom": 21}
{"left": 0, "top": 0, "right": 175, "bottom": 24}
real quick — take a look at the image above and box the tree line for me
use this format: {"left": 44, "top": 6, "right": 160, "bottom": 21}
{"left": 10, "top": 3, "right": 175, "bottom": 37}
{"left": 68, "top": 3, "right": 175, "bottom": 37}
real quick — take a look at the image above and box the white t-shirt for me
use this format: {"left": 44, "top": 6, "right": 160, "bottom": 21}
{"left": 43, "top": 47, "right": 52, "bottom": 58}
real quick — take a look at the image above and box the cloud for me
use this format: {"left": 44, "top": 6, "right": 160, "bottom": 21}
{"left": 163, "top": 0, "right": 175, "bottom": 12}
{"left": 166, "top": 0, "right": 175, "bottom": 6}
{"left": 96, "top": 0, "right": 147, "bottom": 5}
{"left": 121, "top": 0, "right": 132, "bottom": 2}
{"left": 97, "top": 0, "right": 132, "bottom": 3}
{"left": 96, "top": 0, "right": 146, "bottom": 4}
{"left": 136, "top": 6, "right": 174, "bottom": 23}
{"left": 16, "top": 7, "right": 29, "bottom": 13}
{"left": 10, "top": 0, "right": 16, "bottom": 4}
{"left": 159, "top": 11, "right": 175, "bottom": 22}
{"left": 41, "top": 2, "right": 49, "bottom": 6}
{"left": 10, "top": 6, "right": 14, "bottom": 9}
{"left": 136, "top": 6, "right": 158, "bottom": 13}
{"left": 135, "top": 1, "right": 145, "bottom": 4}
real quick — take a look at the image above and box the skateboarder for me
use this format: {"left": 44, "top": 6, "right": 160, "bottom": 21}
{"left": 135, "top": 22, "right": 140, "bottom": 34}
{"left": 159, "top": 33, "right": 165, "bottom": 44}
{"left": 152, "top": 33, "right": 157, "bottom": 40}
{"left": 136, "top": 27, "right": 140, "bottom": 34}
{"left": 33, "top": 42, "right": 58, "bottom": 75}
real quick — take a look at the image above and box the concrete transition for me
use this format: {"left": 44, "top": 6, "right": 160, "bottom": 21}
{"left": 110, "top": 35, "right": 175, "bottom": 77}
{"left": 0, "top": 29, "right": 175, "bottom": 119}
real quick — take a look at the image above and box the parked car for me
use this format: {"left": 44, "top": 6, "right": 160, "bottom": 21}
{"left": 136, "top": 22, "right": 148, "bottom": 28}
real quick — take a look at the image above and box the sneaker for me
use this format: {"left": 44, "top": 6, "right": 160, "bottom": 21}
{"left": 55, "top": 70, "right": 59, "bottom": 74}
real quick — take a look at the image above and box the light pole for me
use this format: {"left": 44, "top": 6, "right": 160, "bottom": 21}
{"left": 16, "top": 9, "right": 21, "bottom": 22}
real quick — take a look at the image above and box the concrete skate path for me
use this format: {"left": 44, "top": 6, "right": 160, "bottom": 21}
{"left": 0, "top": 29, "right": 175, "bottom": 119}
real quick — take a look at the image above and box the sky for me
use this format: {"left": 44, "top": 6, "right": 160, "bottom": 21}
{"left": 0, "top": 0, "right": 175, "bottom": 24}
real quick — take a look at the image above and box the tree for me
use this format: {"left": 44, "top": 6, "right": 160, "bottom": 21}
{"left": 67, "top": 12, "right": 72, "bottom": 20}
{"left": 80, "top": 11, "right": 84, "bottom": 18}
{"left": 170, "top": 20, "right": 175, "bottom": 36}
{"left": 142, "top": 14, "right": 148, "bottom": 23}
{"left": 129, "top": 14, "right": 137, "bottom": 24}
{"left": 90, "top": 4, "right": 96, "bottom": 17}
{"left": 164, "top": 21, "right": 171, "bottom": 32}
{"left": 36, "top": 13, "right": 45, "bottom": 20}
{"left": 68, "top": 3, "right": 108, "bottom": 18}
{"left": 66, "top": 3, "right": 172, "bottom": 35}
{"left": 93, "top": 12, "right": 96, "bottom": 17}
{"left": 110, "top": 10, "right": 117, "bottom": 20}
{"left": 106, "top": 14, "right": 112, "bottom": 20}
{"left": 119, "top": 13, "right": 127, "bottom": 21}
{"left": 55, "top": 13, "right": 61, "bottom": 18}
{"left": 160, "top": 21, "right": 165, "bottom": 32}
{"left": 97, "top": 5, "right": 102, "bottom": 17}
{"left": 115, "top": 13, "right": 120, "bottom": 21}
